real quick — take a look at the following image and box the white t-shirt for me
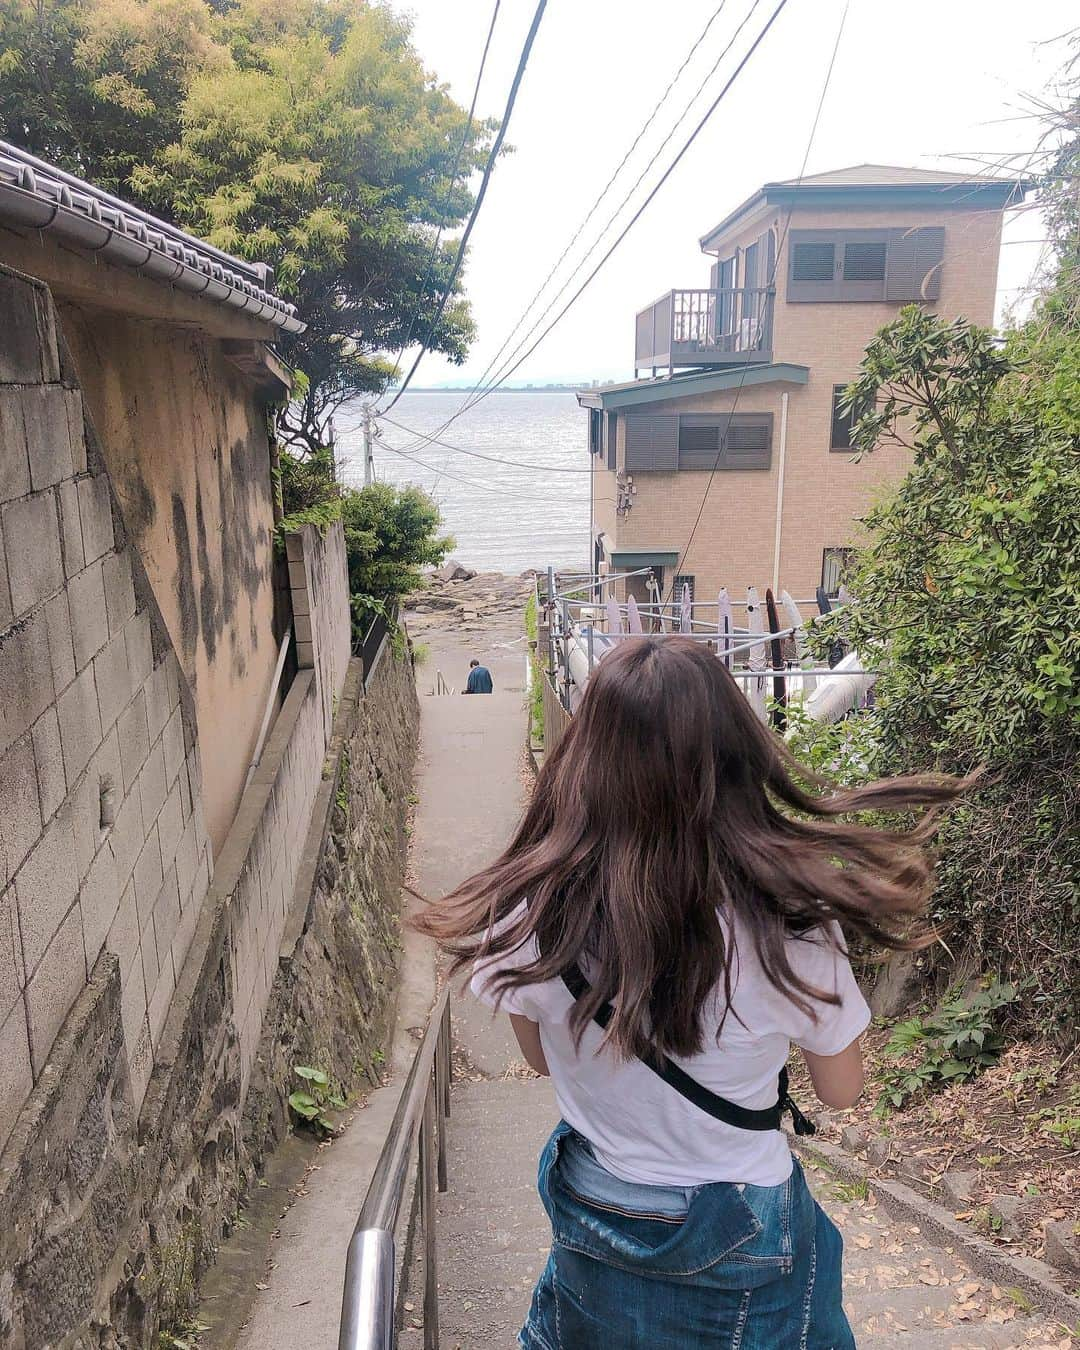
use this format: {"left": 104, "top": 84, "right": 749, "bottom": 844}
{"left": 471, "top": 906, "right": 870, "bottom": 1188}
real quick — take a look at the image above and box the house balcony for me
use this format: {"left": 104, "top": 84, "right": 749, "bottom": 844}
{"left": 634, "top": 287, "right": 773, "bottom": 374}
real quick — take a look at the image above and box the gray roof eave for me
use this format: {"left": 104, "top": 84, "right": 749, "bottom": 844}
{"left": 0, "top": 140, "right": 305, "bottom": 333}
{"left": 699, "top": 178, "right": 1031, "bottom": 254}
{"left": 577, "top": 363, "right": 809, "bottom": 411}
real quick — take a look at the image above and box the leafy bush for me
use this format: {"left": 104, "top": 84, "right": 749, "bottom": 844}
{"left": 814, "top": 307, "right": 1080, "bottom": 1037}
{"left": 876, "top": 979, "right": 1024, "bottom": 1113}
{"left": 341, "top": 480, "right": 453, "bottom": 629}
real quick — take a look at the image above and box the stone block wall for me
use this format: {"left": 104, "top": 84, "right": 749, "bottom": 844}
{"left": 0, "top": 268, "right": 212, "bottom": 1152}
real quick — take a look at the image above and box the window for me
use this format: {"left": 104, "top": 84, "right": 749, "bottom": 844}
{"left": 830, "top": 385, "right": 873, "bottom": 451}
{"left": 821, "top": 548, "right": 856, "bottom": 598}
{"left": 678, "top": 423, "right": 720, "bottom": 457}
{"left": 624, "top": 412, "right": 774, "bottom": 471}
{"left": 788, "top": 227, "right": 944, "bottom": 303}
{"left": 830, "top": 385, "right": 855, "bottom": 450}
{"left": 588, "top": 408, "right": 602, "bottom": 454}
{"left": 726, "top": 421, "right": 771, "bottom": 454}
{"left": 673, "top": 574, "right": 695, "bottom": 604}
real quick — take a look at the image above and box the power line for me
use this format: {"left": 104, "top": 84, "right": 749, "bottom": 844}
{"left": 448, "top": 0, "right": 767, "bottom": 434}
{"left": 383, "top": 0, "right": 791, "bottom": 452}
{"left": 377, "top": 413, "right": 593, "bottom": 473}
{"left": 426, "top": 1, "right": 737, "bottom": 429}
{"left": 380, "top": 0, "right": 502, "bottom": 397}
{"left": 370, "top": 435, "right": 539, "bottom": 498}
{"left": 380, "top": 0, "right": 548, "bottom": 414}
{"left": 666, "top": 0, "right": 851, "bottom": 603}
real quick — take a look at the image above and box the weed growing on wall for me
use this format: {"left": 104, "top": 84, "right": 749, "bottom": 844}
{"left": 288, "top": 1065, "right": 345, "bottom": 1136}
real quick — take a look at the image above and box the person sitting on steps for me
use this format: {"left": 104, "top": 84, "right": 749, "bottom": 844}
{"left": 416, "top": 635, "right": 970, "bottom": 1350}
{"left": 462, "top": 657, "right": 494, "bottom": 694}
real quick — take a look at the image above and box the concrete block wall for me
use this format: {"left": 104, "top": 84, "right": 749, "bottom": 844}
{"left": 231, "top": 522, "right": 351, "bottom": 1091}
{"left": 0, "top": 269, "right": 213, "bottom": 1149}
{"left": 287, "top": 520, "right": 352, "bottom": 743}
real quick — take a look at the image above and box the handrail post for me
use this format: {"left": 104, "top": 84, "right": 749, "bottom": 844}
{"left": 435, "top": 1006, "right": 449, "bottom": 1192}
{"left": 420, "top": 1080, "right": 440, "bottom": 1350}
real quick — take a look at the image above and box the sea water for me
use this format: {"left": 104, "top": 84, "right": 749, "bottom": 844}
{"left": 335, "top": 391, "right": 591, "bottom": 574}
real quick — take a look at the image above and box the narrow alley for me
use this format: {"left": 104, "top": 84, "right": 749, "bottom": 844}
{"left": 211, "top": 596, "right": 1071, "bottom": 1350}
{"left": 398, "top": 606, "right": 1069, "bottom": 1350}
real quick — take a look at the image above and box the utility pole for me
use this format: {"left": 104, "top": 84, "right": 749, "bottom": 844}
{"left": 362, "top": 403, "right": 374, "bottom": 486}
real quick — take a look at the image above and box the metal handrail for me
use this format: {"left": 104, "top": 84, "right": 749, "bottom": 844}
{"left": 338, "top": 986, "right": 452, "bottom": 1350}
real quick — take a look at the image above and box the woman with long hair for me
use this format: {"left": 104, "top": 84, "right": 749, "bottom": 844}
{"left": 416, "top": 636, "right": 965, "bottom": 1349}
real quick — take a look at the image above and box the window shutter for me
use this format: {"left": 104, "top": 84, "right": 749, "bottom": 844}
{"left": 724, "top": 414, "right": 773, "bottom": 468}
{"left": 677, "top": 413, "right": 772, "bottom": 470}
{"left": 790, "top": 229, "right": 889, "bottom": 301}
{"left": 624, "top": 413, "right": 679, "bottom": 471}
{"left": 885, "top": 226, "right": 944, "bottom": 301}
{"left": 606, "top": 412, "right": 617, "bottom": 470}
{"left": 792, "top": 241, "right": 835, "bottom": 281}
{"left": 842, "top": 241, "right": 887, "bottom": 281}
{"left": 709, "top": 260, "right": 720, "bottom": 290}
{"left": 758, "top": 229, "right": 776, "bottom": 286}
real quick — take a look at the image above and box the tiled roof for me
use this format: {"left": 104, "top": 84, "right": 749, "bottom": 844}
{"left": 0, "top": 140, "right": 304, "bottom": 333}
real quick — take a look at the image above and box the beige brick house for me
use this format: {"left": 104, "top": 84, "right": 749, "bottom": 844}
{"left": 578, "top": 165, "right": 1027, "bottom": 607}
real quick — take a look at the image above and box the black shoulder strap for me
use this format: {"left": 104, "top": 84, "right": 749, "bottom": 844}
{"left": 561, "top": 962, "right": 815, "bottom": 1137}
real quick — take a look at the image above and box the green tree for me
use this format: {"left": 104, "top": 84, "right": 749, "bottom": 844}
{"left": 839, "top": 307, "right": 1079, "bottom": 760}
{"left": 0, "top": 0, "right": 492, "bottom": 446}
{"left": 341, "top": 480, "right": 453, "bottom": 628}
{"left": 0, "top": 0, "right": 226, "bottom": 193}
{"left": 136, "top": 0, "right": 489, "bottom": 449}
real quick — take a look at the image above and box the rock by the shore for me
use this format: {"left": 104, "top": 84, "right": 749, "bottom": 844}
{"left": 437, "top": 558, "right": 476, "bottom": 582}
{"left": 404, "top": 567, "right": 533, "bottom": 630}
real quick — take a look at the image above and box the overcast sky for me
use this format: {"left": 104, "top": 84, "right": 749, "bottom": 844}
{"left": 397, "top": 0, "right": 1075, "bottom": 388}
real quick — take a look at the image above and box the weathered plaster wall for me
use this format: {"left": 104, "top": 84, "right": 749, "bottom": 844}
{"left": 58, "top": 306, "right": 280, "bottom": 857}
{"left": 0, "top": 268, "right": 420, "bottom": 1348}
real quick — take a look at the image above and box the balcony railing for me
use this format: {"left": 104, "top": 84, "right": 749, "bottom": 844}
{"left": 634, "top": 286, "right": 773, "bottom": 374}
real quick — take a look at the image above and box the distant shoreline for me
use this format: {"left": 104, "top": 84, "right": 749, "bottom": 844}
{"left": 403, "top": 385, "right": 589, "bottom": 394}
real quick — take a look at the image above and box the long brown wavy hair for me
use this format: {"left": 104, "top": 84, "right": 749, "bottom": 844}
{"left": 414, "top": 636, "right": 968, "bottom": 1060}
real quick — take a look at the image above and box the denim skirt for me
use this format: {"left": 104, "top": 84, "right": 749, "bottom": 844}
{"left": 519, "top": 1122, "right": 855, "bottom": 1350}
